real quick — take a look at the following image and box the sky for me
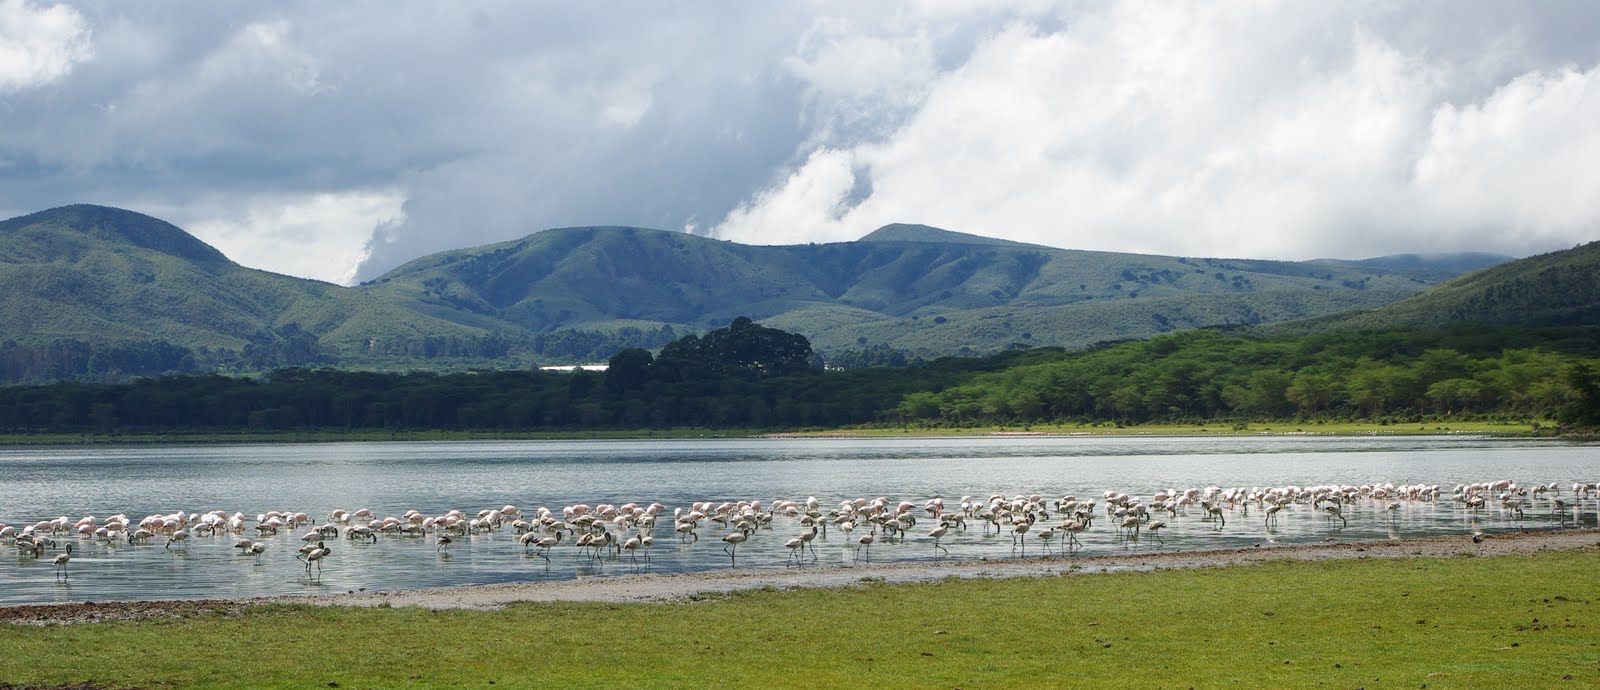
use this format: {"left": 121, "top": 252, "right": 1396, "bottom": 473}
{"left": 2, "top": 1, "right": 1599, "bottom": 284}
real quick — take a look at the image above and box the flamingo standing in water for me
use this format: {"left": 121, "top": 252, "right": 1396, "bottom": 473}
{"left": 856, "top": 532, "right": 874, "bottom": 562}
{"left": 783, "top": 534, "right": 805, "bottom": 565}
{"left": 928, "top": 524, "right": 950, "bottom": 556}
{"left": 623, "top": 533, "right": 648, "bottom": 564}
{"left": 798, "top": 525, "right": 819, "bottom": 559}
{"left": 298, "top": 541, "right": 331, "bottom": 577}
{"left": 165, "top": 529, "right": 190, "bottom": 550}
{"left": 721, "top": 529, "right": 748, "bottom": 564}
{"left": 1147, "top": 521, "right": 1166, "bottom": 546}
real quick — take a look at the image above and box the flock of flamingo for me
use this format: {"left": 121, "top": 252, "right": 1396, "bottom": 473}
{"left": 5, "top": 479, "right": 1596, "bottom": 582}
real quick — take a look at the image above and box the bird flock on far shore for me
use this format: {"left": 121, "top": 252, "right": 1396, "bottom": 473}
{"left": 5, "top": 479, "right": 1597, "bottom": 581}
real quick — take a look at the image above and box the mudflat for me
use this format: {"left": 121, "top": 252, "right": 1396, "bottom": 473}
{"left": 5, "top": 527, "right": 1595, "bottom": 625}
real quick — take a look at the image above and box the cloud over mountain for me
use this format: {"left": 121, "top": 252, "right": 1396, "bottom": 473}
{"left": 0, "top": 2, "right": 1597, "bottom": 283}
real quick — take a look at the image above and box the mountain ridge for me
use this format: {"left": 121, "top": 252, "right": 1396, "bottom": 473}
{"left": 0, "top": 204, "right": 232, "bottom": 267}
{"left": 1272, "top": 240, "right": 1600, "bottom": 334}
{"left": 0, "top": 204, "right": 1528, "bottom": 377}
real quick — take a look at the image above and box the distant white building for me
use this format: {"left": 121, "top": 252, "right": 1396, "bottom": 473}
{"left": 539, "top": 364, "right": 610, "bottom": 373}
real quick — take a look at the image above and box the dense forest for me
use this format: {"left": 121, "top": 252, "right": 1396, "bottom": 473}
{"left": 0, "top": 319, "right": 1048, "bottom": 432}
{"left": 896, "top": 325, "right": 1600, "bottom": 426}
{"left": 0, "top": 319, "right": 1596, "bottom": 435}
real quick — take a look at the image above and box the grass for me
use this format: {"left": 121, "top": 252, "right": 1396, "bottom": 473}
{"left": 3, "top": 549, "right": 1597, "bottom": 688}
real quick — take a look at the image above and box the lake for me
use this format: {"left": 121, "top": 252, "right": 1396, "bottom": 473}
{"left": 1, "top": 435, "right": 1596, "bottom": 605}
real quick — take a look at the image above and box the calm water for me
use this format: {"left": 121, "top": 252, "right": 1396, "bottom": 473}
{"left": 1, "top": 436, "right": 1596, "bottom": 605}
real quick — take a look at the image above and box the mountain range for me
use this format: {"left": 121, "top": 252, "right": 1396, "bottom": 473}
{"left": 2, "top": 204, "right": 1567, "bottom": 379}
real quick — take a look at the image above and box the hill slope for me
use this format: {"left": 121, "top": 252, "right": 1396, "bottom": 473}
{"left": 1279, "top": 241, "right": 1600, "bottom": 332}
{"left": 0, "top": 205, "right": 1512, "bottom": 376}
{"left": 0, "top": 205, "right": 491, "bottom": 353}
{"left": 370, "top": 223, "right": 1493, "bottom": 354}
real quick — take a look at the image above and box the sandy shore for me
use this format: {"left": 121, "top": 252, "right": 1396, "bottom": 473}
{"left": 4, "top": 527, "right": 1596, "bottom": 626}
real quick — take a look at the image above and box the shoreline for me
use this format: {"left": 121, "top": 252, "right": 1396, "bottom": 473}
{"left": 0, "top": 421, "right": 1558, "bottom": 446}
{"left": 5, "top": 528, "right": 1595, "bottom": 625}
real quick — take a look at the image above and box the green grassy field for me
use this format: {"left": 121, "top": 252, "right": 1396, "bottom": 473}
{"left": 3, "top": 549, "right": 1596, "bottom": 688}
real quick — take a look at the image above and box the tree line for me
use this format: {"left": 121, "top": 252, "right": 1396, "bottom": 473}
{"left": 894, "top": 325, "right": 1600, "bottom": 427}
{"left": 0, "top": 318, "right": 1049, "bottom": 432}
{"left": 1, "top": 321, "right": 1596, "bottom": 434}
{"left": 0, "top": 339, "right": 197, "bottom": 384}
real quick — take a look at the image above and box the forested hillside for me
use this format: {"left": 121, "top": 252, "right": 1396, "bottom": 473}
{"left": 894, "top": 326, "right": 1600, "bottom": 426}
{"left": 0, "top": 205, "right": 1498, "bottom": 381}
{"left": 1280, "top": 241, "right": 1600, "bottom": 332}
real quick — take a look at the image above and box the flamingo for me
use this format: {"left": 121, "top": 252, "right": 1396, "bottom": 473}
{"left": 1322, "top": 504, "right": 1347, "bottom": 529}
{"left": 1206, "top": 505, "right": 1226, "bottom": 530}
{"left": 1060, "top": 519, "right": 1087, "bottom": 553}
{"left": 623, "top": 533, "right": 647, "bottom": 564}
{"left": 721, "top": 529, "right": 748, "bottom": 563}
{"left": 1035, "top": 526, "right": 1058, "bottom": 555}
{"left": 165, "top": 529, "right": 190, "bottom": 550}
{"left": 523, "top": 532, "right": 561, "bottom": 562}
{"left": 1010, "top": 513, "right": 1035, "bottom": 554}
{"left": 783, "top": 534, "right": 805, "bottom": 565}
{"left": 798, "top": 524, "right": 819, "bottom": 559}
{"left": 928, "top": 524, "right": 950, "bottom": 556}
{"left": 1264, "top": 503, "right": 1283, "bottom": 527}
{"left": 1118, "top": 515, "right": 1141, "bottom": 544}
{"left": 298, "top": 541, "right": 331, "bottom": 576}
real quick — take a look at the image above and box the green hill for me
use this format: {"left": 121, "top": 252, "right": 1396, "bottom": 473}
{"left": 372, "top": 222, "right": 1487, "bottom": 355}
{"left": 1309, "top": 252, "right": 1511, "bottom": 282}
{"left": 0, "top": 205, "right": 497, "bottom": 377}
{"left": 0, "top": 205, "right": 1510, "bottom": 380}
{"left": 0, "top": 204, "right": 335, "bottom": 348}
{"left": 1277, "top": 241, "right": 1600, "bottom": 333}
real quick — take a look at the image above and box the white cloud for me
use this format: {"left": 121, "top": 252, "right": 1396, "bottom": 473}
{"left": 4, "top": 1, "right": 1600, "bottom": 283}
{"left": 181, "top": 189, "right": 405, "bottom": 284}
{"left": 717, "top": 147, "right": 859, "bottom": 244}
{"left": 716, "top": 2, "right": 1600, "bottom": 259}
{"left": 1412, "top": 65, "right": 1600, "bottom": 246}
{"left": 0, "top": 0, "right": 91, "bottom": 93}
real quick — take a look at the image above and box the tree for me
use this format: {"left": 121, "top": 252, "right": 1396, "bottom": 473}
{"left": 657, "top": 317, "right": 814, "bottom": 378}
{"left": 605, "top": 348, "right": 654, "bottom": 392}
{"left": 897, "top": 392, "right": 941, "bottom": 420}
{"left": 1286, "top": 372, "right": 1339, "bottom": 417}
{"left": 1426, "top": 378, "right": 1483, "bottom": 414}
{"left": 1560, "top": 362, "right": 1600, "bottom": 427}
